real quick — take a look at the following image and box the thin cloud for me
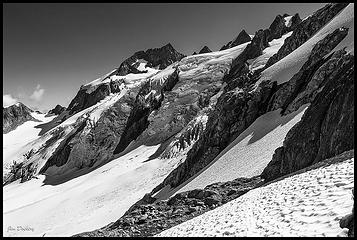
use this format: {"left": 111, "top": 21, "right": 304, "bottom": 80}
{"left": 3, "top": 94, "right": 18, "bottom": 107}
{"left": 30, "top": 84, "right": 45, "bottom": 102}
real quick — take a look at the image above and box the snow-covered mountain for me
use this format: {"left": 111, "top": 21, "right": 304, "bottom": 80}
{"left": 3, "top": 3, "right": 354, "bottom": 237}
{"left": 3, "top": 102, "right": 38, "bottom": 134}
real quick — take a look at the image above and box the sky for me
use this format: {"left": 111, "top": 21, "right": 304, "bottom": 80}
{"left": 3, "top": 3, "right": 326, "bottom": 111}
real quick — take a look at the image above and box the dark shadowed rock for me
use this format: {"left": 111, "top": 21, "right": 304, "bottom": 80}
{"left": 220, "top": 29, "right": 251, "bottom": 50}
{"left": 266, "top": 27, "right": 349, "bottom": 114}
{"left": 115, "top": 43, "right": 185, "bottom": 76}
{"left": 66, "top": 80, "right": 123, "bottom": 115}
{"left": 47, "top": 104, "right": 66, "bottom": 116}
{"left": 262, "top": 51, "right": 354, "bottom": 182}
{"left": 198, "top": 46, "right": 212, "bottom": 54}
{"left": 113, "top": 69, "right": 180, "bottom": 155}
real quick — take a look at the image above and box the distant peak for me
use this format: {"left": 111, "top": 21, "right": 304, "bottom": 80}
{"left": 4, "top": 101, "right": 34, "bottom": 112}
{"left": 239, "top": 29, "right": 248, "bottom": 35}
{"left": 199, "top": 46, "right": 212, "bottom": 54}
{"left": 164, "top": 43, "right": 174, "bottom": 49}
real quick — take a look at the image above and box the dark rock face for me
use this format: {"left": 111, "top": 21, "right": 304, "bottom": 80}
{"left": 220, "top": 29, "right": 251, "bottom": 51}
{"left": 115, "top": 43, "right": 185, "bottom": 76}
{"left": 261, "top": 51, "right": 354, "bottom": 182}
{"left": 3, "top": 102, "right": 38, "bottom": 133}
{"left": 266, "top": 27, "right": 349, "bottom": 114}
{"left": 74, "top": 176, "right": 263, "bottom": 237}
{"left": 39, "top": 120, "right": 87, "bottom": 174}
{"left": 113, "top": 69, "right": 180, "bottom": 155}
{"left": 47, "top": 104, "right": 66, "bottom": 115}
{"left": 198, "top": 46, "right": 212, "bottom": 54}
{"left": 267, "top": 13, "right": 301, "bottom": 41}
{"left": 265, "top": 3, "right": 348, "bottom": 68}
{"left": 66, "top": 80, "right": 123, "bottom": 115}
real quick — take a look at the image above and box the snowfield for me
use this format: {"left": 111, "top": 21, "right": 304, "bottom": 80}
{"left": 155, "top": 104, "right": 309, "bottom": 200}
{"left": 3, "top": 112, "right": 56, "bottom": 174}
{"left": 157, "top": 157, "right": 354, "bottom": 237}
{"left": 248, "top": 31, "right": 293, "bottom": 72}
{"left": 3, "top": 143, "right": 188, "bottom": 237}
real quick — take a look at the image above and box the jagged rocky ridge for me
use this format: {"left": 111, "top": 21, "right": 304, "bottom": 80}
{"left": 3, "top": 102, "right": 38, "bottom": 134}
{"left": 114, "top": 43, "right": 185, "bottom": 76}
{"left": 264, "top": 3, "right": 348, "bottom": 68}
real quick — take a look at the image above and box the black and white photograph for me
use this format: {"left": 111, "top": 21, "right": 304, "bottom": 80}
{"left": 2, "top": 2, "right": 354, "bottom": 237}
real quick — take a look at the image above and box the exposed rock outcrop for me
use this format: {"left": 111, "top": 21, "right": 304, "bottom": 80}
{"left": 3, "top": 102, "right": 38, "bottom": 134}
{"left": 66, "top": 80, "right": 123, "bottom": 115}
{"left": 198, "top": 46, "right": 212, "bottom": 54}
{"left": 114, "top": 43, "right": 185, "bottom": 76}
{"left": 220, "top": 29, "right": 251, "bottom": 51}
{"left": 265, "top": 27, "right": 349, "bottom": 114}
{"left": 65, "top": 44, "right": 184, "bottom": 117}
{"left": 74, "top": 176, "right": 263, "bottom": 237}
{"left": 47, "top": 104, "right": 66, "bottom": 116}
{"left": 267, "top": 13, "right": 301, "bottom": 41}
{"left": 261, "top": 50, "right": 354, "bottom": 182}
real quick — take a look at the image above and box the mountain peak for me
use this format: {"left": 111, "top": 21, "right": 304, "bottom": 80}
{"left": 198, "top": 46, "right": 212, "bottom": 54}
{"left": 3, "top": 102, "right": 37, "bottom": 133}
{"left": 220, "top": 29, "right": 251, "bottom": 51}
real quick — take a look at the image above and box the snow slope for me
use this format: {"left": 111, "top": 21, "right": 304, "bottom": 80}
{"left": 248, "top": 31, "right": 293, "bottom": 72}
{"left": 157, "top": 157, "right": 354, "bottom": 237}
{"left": 155, "top": 104, "right": 309, "bottom": 200}
{"left": 3, "top": 112, "right": 56, "bottom": 174}
{"left": 3, "top": 142, "right": 189, "bottom": 237}
{"left": 255, "top": 3, "right": 354, "bottom": 89}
